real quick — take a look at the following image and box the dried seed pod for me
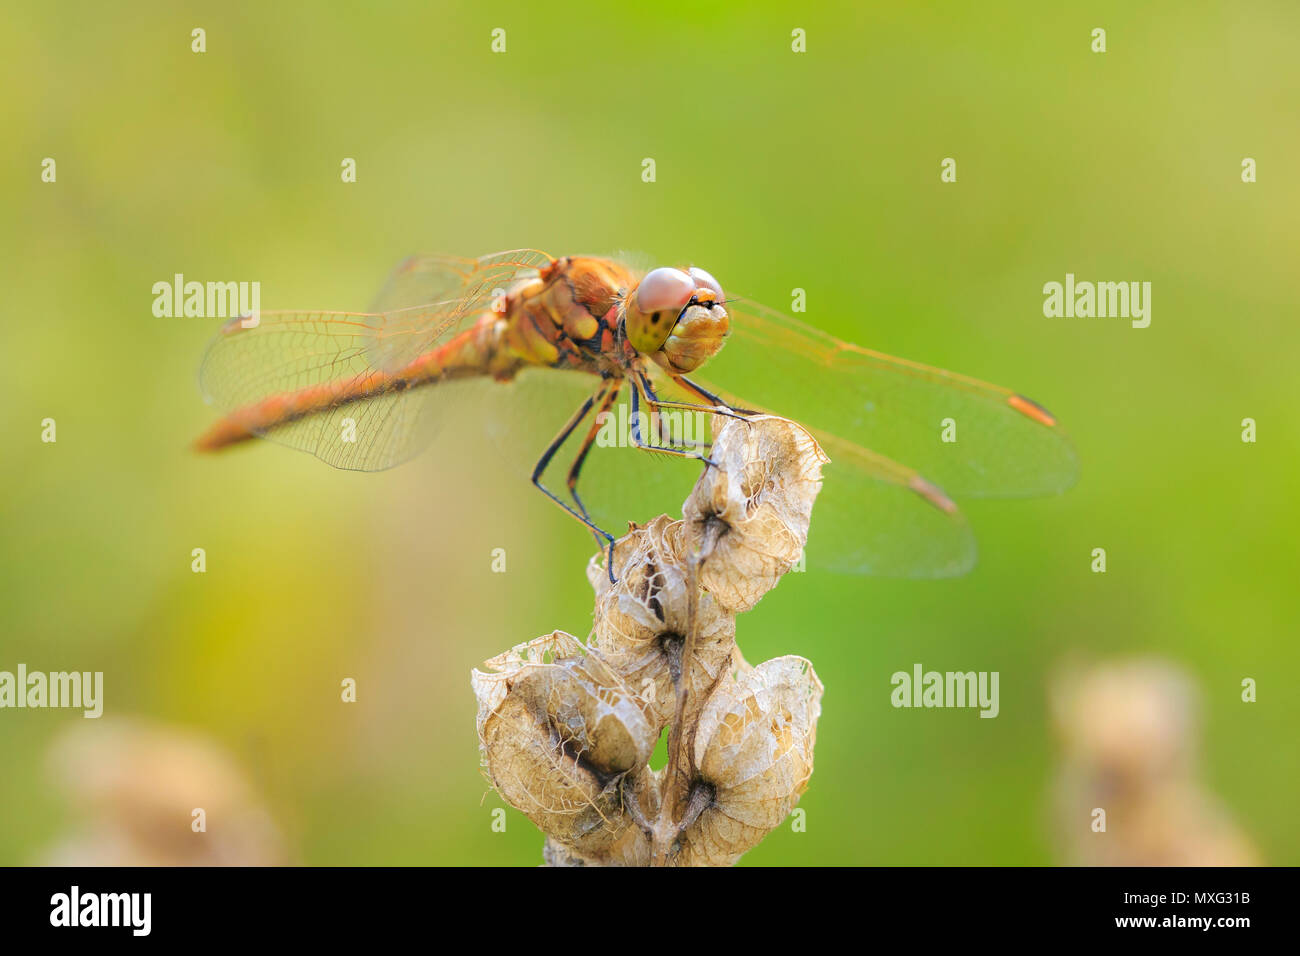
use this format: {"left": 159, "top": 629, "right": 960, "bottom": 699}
{"left": 588, "top": 515, "right": 737, "bottom": 728}
{"left": 475, "top": 411, "right": 830, "bottom": 866}
{"left": 683, "top": 415, "right": 828, "bottom": 612}
{"left": 472, "top": 632, "right": 656, "bottom": 854}
{"left": 675, "top": 656, "right": 823, "bottom": 866}
{"left": 542, "top": 837, "right": 590, "bottom": 867}
{"left": 546, "top": 656, "right": 657, "bottom": 775}
{"left": 543, "top": 771, "right": 659, "bottom": 867}
{"left": 472, "top": 631, "right": 588, "bottom": 735}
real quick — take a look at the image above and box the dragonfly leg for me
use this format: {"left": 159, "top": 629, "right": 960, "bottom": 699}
{"left": 633, "top": 371, "right": 751, "bottom": 455}
{"left": 565, "top": 379, "right": 621, "bottom": 538}
{"left": 646, "top": 380, "right": 711, "bottom": 452}
{"left": 531, "top": 384, "right": 620, "bottom": 581}
{"left": 629, "top": 375, "right": 718, "bottom": 468}
{"left": 655, "top": 420, "right": 710, "bottom": 452}
{"left": 638, "top": 371, "right": 751, "bottom": 424}
{"left": 672, "top": 374, "right": 759, "bottom": 417}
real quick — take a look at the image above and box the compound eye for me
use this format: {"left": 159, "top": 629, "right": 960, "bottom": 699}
{"left": 689, "top": 267, "right": 724, "bottom": 302}
{"left": 635, "top": 268, "right": 696, "bottom": 314}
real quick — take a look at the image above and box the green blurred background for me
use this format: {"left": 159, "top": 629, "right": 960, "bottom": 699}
{"left": 3, "top": 0, "right": 1296, "bottom": 865}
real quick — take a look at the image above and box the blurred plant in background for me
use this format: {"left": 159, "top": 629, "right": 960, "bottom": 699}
{"left": 1050, "top": 658, "right": 1258, "bottom": 866}
{"left": 42, "top": 718, "right": 289, "bottom": 866}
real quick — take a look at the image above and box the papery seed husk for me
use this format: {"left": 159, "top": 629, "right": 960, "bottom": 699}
{"left": 478, "top": 414, "right": 830, "bottom": 866}
{"left": 545, "top": 658, "right": 656, "bottom": 774}
{"left": 588, "top": 516, "right": 737, "bottom": 729}
{"left": 473, "top": 631, "right": 656, "bottom": 853}
{"left": 472, "top": 631, "right": 588, "bottom": 738}
{"left": 543, "top": 770, "right": 659, "bottom": 867}
{"left": 683, "top": 415, "right": 828, "bottom": 613}
{"left": 479, "top": 679, "right": 626, "bottom": 852}
{"left": 675, "top": 655, "right": 823, "bottom": 866}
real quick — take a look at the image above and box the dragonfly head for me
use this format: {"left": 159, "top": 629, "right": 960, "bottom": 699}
{"left": 624, "top": 266, "right": 729, "bottom": 373}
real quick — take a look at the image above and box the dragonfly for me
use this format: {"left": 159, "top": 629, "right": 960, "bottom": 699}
{"left": 196, "top": 250, "right": 1077, "bottom": 577}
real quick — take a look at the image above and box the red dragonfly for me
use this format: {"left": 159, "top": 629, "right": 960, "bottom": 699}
{"left": 196, "top": 250, "right": 1076, "bottom": 576}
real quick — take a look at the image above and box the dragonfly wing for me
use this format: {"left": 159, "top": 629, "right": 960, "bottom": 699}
{"left": 198, "top": 251, "right": 557, "bottom": 472}
{"left": 366, "top": 249, "right": 554, "bottom": 371}
{"left": 251, "top": 383, "right": 446, "bottom": 471}
{"left": 466, "top": 364, "right": 973, "bottom": 576}
{"left": 368, "top": 254, "right": 479, "bottom": 313}
{"left": 651, "top": 372, "right": 976, "bottom": 577}
{"left": 805, "top": 431, "right": 976, "bottom": 576}
{"left": 198, "top": 309, "right": 469, "bottom": 471}
{"left": 681, "top": 298, "right": 1077, "bottom": 576}
{"left": 710, "top": 299, "right": 1079, "bottom": 498}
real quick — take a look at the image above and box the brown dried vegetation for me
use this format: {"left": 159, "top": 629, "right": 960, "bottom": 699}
{"left": 472, "top": 415, "right": 827, "bottom": 865}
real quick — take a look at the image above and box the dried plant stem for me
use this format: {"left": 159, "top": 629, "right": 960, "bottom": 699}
{"left": 650, "top": 520, "right": 722, "bottom": 865}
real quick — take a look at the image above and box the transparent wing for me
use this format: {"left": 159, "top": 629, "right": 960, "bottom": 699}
{"left": 198, "top": 309, "right": 457, "bottom": 470}
{"left": 684, "top": 299, "right": 1078, "bottom": 576}
{"left": 366, "top": 249, "right": 553, "bottom": 370}
{"left": 369, "top": 249, "right": 554, "bottom": 313}
{"left": 704, "top": 299, "right": 1078, "bottom": 497}
{"left": 800, "top": 431, "right": 976, "bottom": 576}
{"left": 640, "top": 372, "right": 969, "bottom": 577}
{"left": 448, "top": 364, "right": 973, "bottom": 577}
{"left": 197, "top": 250, "right": 555, "bottom": 472}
